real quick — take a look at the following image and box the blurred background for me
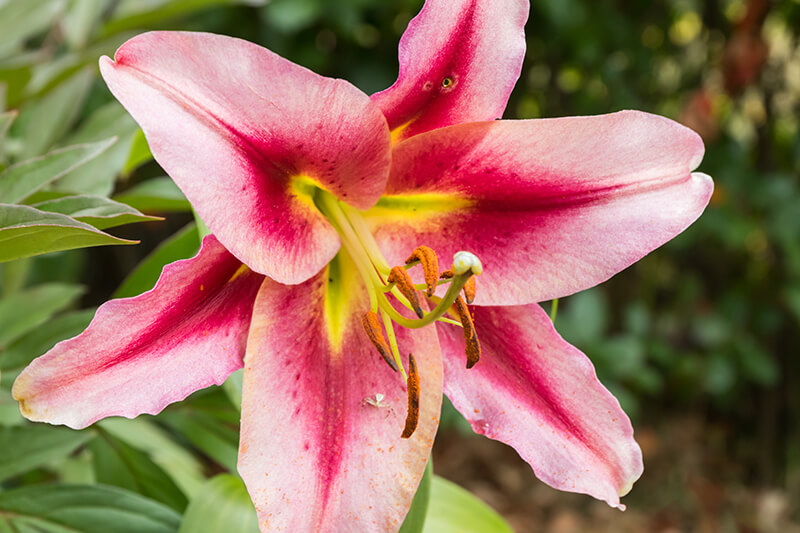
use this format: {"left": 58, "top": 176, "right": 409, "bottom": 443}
{"left": 0, "top": 0, "right": 798, "bottom": 531}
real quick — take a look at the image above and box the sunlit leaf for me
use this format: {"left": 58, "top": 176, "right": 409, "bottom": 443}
{"left": 114, "top": 177, "right": 191, "bottom": 213}
{"left": 34, "top": 195, "right": 161, "bottom": 230}
{"left": 422, "top": 476, "right": 512, "bottom": 533}
{"left": 114, "top": 222, "right": 199, "bottom": 298}
{"left": 0, "top": 484, "right": 181, "bottom": 533}
{"left": 0, "top": 139, "right": 115, "bottom": 204}
{"left": 91, "top": 430, "right": 188, "bottom": 512}
{"left": 178, "top": 475, "right": 259, "bottom": 533}
{"left": 221, "top": 369, "right": 244, "bottom": 411}
{"left": 123, "top": 129, "right": 154, "bottom": 174}
{"left": 0, "top": 425, "right": 92, "bottom": 481}
{"left": 399, "top": 459, "right": 432, "bottom": 533}
{"left": 0, "top": 204, "right": 137, "bottom": 263}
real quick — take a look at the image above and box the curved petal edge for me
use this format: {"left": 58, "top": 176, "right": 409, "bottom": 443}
{"left": 13, "top": 235, "right": 264, "bottom": 429}
{"left": 437, "top": 303, "right": 643, "bottom": 509}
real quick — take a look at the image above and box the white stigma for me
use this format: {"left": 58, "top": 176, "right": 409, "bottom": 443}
{"left": 452, "top": 251, "right": 483, "bottom": 276}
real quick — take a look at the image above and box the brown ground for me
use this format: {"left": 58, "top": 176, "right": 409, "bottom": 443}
{"left": 433, "top": 416, "right": 799, "bottom": 533}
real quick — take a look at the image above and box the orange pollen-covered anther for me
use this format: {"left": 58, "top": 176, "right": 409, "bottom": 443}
{"left": 387, "top": 266, "right": 424, "bottom": 319}
{"left": 462, "top": 276, "right": 476, "bottom": 304}
{"left": 401, "top": 353, "right": 421, "bottom": 439}
{"left": 361, "top": 311, "right": 398, "bottom": 372}
{"left": 405, "top": 245, "right": 439, "bottom": 297}
{"left": 454, "top": 296, "right": 481, "bottom": 369}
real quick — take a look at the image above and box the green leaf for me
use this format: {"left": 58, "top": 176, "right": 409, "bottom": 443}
{"left": 399, "top": 459, "right": 432, "bottom": 533}
{"left": 0, "top": 425, "right": 92, "bottom": 481}
{"left": 62, "top": 0, "right": 109, "bottom": 49}
{"left": 114, "top": 177, "right": 192, "bottom": 213}
{"left": 0, "top": 282, "right": 83, "bottom": 349}
{"left": 221, "top": 369, "right": 244, "bottom": 411}
{"left": 158, "top": 390, "right": 240, "bottom": 472}
{"left": 102, "top": 0, "right": 266, "bottom": 36}
{"left": 91, "top": 430, "right": 188, "bottom": 512}
{"left": 0, "top": 204, "right": 137, "bottom": 263}
{"left": 98, "top": 418, "right": 206, "bottom": 498}
{"left": 34, "top": 195, "right": 161, "bottom": 230}
{"left": 54, "top": 102, "right": 139, "bottom": 196}
{"left": 0, "top": 484, "right": 181, "bottom": 533}
{"left": 17, "top": 67, "right": 94, "bottom": 160}
{"left": 422, "top": 476, "right": 512, "bottom": 533}
{"left": 0, "top": 110, "right": 16, "bottom": 154}
{"left": 0, "top": 385, "right": 23, "bottom": 426}
{"left": 1, "top": 309, "right": 94, "bottom": 376}
{"left": 0, "top": 0, "right": 66, "bottom": 49}
{"left": 178, "top": 475, "right": 259, "bottom": 533}
{"left": 0, "top": 139, "right": 116, "bottom": 204}
{"left": 0, "top": 256, "right": 29, "bottom": 297}
{"left": 114, "top": 223, "right": 199, "bottom": 298}
{"left": 123, "top": 129, "right": 154, "bottom": 174}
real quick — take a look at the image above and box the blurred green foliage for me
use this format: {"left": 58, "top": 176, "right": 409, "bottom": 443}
{"left": 0, "top": 0, "right": 798, "bottom": 529}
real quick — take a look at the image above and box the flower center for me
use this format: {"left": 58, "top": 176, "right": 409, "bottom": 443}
{"left": 314, "top": 189, "right": 483, "bottom": 438}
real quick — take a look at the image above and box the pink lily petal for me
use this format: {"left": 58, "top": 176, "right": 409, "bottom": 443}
{"left": 367, "top": 111, "right": 713, "bottom": 305}
{"left": 12, "top": 236, "right": 264, "bottom": 429}
{"left": 100, "top": 32, "right": 391, "bottom": 284}
{"left": 238, "top": 256, "right": 442, "bottom": 532}
{"left": 437, "top": 303, "right": 643, "bottom": 509}
{"left": 372, "top": 0, "right": 528, "bottom": 141}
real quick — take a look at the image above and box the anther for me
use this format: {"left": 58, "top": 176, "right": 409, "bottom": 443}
{"left": 462, "top": 276, "right": 476, "bottom": 304}
{"left": 361, "top": 311, "right": 398, "bottom": 372}
{"left": 405, "top": 246, "right": 439, "bottom": 297}
{"left": 401, "top": 353, "right": 420, "bottom": 439}
{"left": 387, "top": 266, "right": 424, "bottom": 318}
{"left": 453, "top": 296, "right": 481, "bottom": 369}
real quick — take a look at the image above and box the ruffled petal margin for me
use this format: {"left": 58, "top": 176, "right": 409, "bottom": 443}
{"left": 437, "top": 303, "right": 643, "bottom": 509}
{"left": 13, "top": 235, "right": 264, "bottom": 429}
{"left": 367, "top": 111, "right": 713, "bottom": 305}
{"left": 238, "top": 254, "right": 442, "bottom": 532}
{"left": 372, "top": 0, "right": 528, "bottom": 141}
{"left": 101, "top": 31, "right": 391, "bottom": 284}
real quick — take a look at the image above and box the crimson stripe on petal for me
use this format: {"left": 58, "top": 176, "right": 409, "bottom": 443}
{"left": 238, "top": 255, "right": 442, "bottom": 532}
{"left": 368, "top": 111, "right": 713, "bottom": 305}
{"left": 372, "top": 0, "right": 528, "bottom": 141}
{"left": 437, "top": 303, "right": 642, "bottom": 508}
{"left": 13, "top": 235, "right": 264, "bottom": 429}
{"left": 101, "top": 32, "right": 391, "bottom": 283}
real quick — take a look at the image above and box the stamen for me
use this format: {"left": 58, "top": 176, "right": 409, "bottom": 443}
{"left": 361, "top": 311, "right": 398, "bottom": 372}
{"left": 387, "top": 266, "right": 424, "bottom": 319}
{"left": 401, "top": 353, "right": 420, "bottom": 439}
{"left": 453, "top": 296, "right": 481, "bottom": 369}
{"left": 440, "top": 269, "right": 476, "bottom": 304}
{"left": 405, "top": 245, "right": 439, "bottom": 297}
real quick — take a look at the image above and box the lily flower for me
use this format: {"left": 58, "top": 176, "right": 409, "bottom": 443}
{"left": 13, "top": 0, "right": 712, "bottom": 530}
